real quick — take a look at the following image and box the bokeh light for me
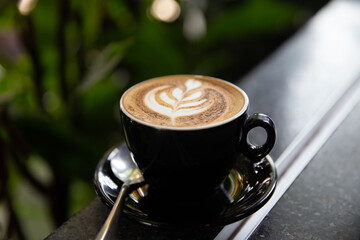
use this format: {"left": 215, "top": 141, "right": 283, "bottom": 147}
{"left": 151, "top": 0, "right": 181, "bottom": 23}
{"left": 17, "top": 0, "right": 38, "bottom": 15}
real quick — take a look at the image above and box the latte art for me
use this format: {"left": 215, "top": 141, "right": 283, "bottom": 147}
{"left": 121, "top": 75, "right": 246, "bottom": 127}
{"left": 145, "top": 79, "right": 213, "bottom": 125}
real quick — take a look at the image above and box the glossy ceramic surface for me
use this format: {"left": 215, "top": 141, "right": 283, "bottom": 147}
{"left": 94, "top": 144, "right": 277, "bottom": 228}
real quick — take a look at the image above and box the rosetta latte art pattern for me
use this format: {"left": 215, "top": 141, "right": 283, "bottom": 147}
{"left": 122, "top": 75, "right": 245, "bottom": 127}
{"left": 144, "top": 79, "right": 211, "bottom": 124}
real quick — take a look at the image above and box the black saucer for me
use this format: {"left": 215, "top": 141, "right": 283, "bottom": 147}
{"left": 94, "top": 144, "right": 277, "bottom": 228}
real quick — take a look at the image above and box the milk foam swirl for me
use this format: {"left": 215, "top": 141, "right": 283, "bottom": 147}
{"left": 121, "top": 75, "right": 245, "bottom": 128}
{"left": 144, "top": 79, "right": 211, "bottom": 124}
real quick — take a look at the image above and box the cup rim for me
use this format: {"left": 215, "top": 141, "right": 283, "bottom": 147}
{"left": 120, "top": 75, "right": 249, "bottom": 131}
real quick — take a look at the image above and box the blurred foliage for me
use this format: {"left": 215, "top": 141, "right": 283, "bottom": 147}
{"left": 0, "top": 0, "right": 327, "bottom": 239}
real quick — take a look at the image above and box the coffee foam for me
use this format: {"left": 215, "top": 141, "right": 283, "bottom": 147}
{"left": 121, "top": 75, "right": 246, "bottom": 128}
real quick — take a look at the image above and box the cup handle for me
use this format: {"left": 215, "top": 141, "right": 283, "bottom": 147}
{"left": 240, "top": 113, "right": 276, "bottom": 159}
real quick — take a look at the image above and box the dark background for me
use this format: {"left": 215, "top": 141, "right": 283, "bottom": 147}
{"left": 0, "top": 0, "right": 328, "bottom": 239}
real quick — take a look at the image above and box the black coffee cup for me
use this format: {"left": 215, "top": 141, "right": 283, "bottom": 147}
{"left": 119, "top": 75, "right": 276, "bottom": 204}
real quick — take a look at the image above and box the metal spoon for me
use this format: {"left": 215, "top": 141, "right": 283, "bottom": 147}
{"left": 95, "top": 144, "right": 145, "bottom": 240}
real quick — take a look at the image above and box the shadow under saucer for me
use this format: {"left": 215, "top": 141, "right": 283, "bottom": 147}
{"left": 94, "top": 144, "right": 277, "bottom": 228}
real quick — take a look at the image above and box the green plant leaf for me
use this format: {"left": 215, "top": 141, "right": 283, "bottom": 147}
{"left": 78, "top": 39, "right": 133, "bottom": 92}
{"left": 12, "top": 115, "right": 103, "bottom": 181}
{"left": 204, "top": 0, "right": 299, "bottom": 47}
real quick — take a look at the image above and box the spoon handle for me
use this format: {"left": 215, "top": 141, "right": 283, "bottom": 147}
{"left": 95, "top": 184, "right": 130, "bottom": 240}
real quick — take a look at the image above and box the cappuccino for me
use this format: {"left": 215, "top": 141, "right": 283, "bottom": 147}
{"left": 121, "top": 75, "right": 246, "bottom": 128}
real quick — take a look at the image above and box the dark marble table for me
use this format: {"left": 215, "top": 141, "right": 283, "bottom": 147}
{"left": 46, "top": 1, "right": 360, "bottom": 239}
{"left": 249, "top": 98, "right": 360, "bottom": 240}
